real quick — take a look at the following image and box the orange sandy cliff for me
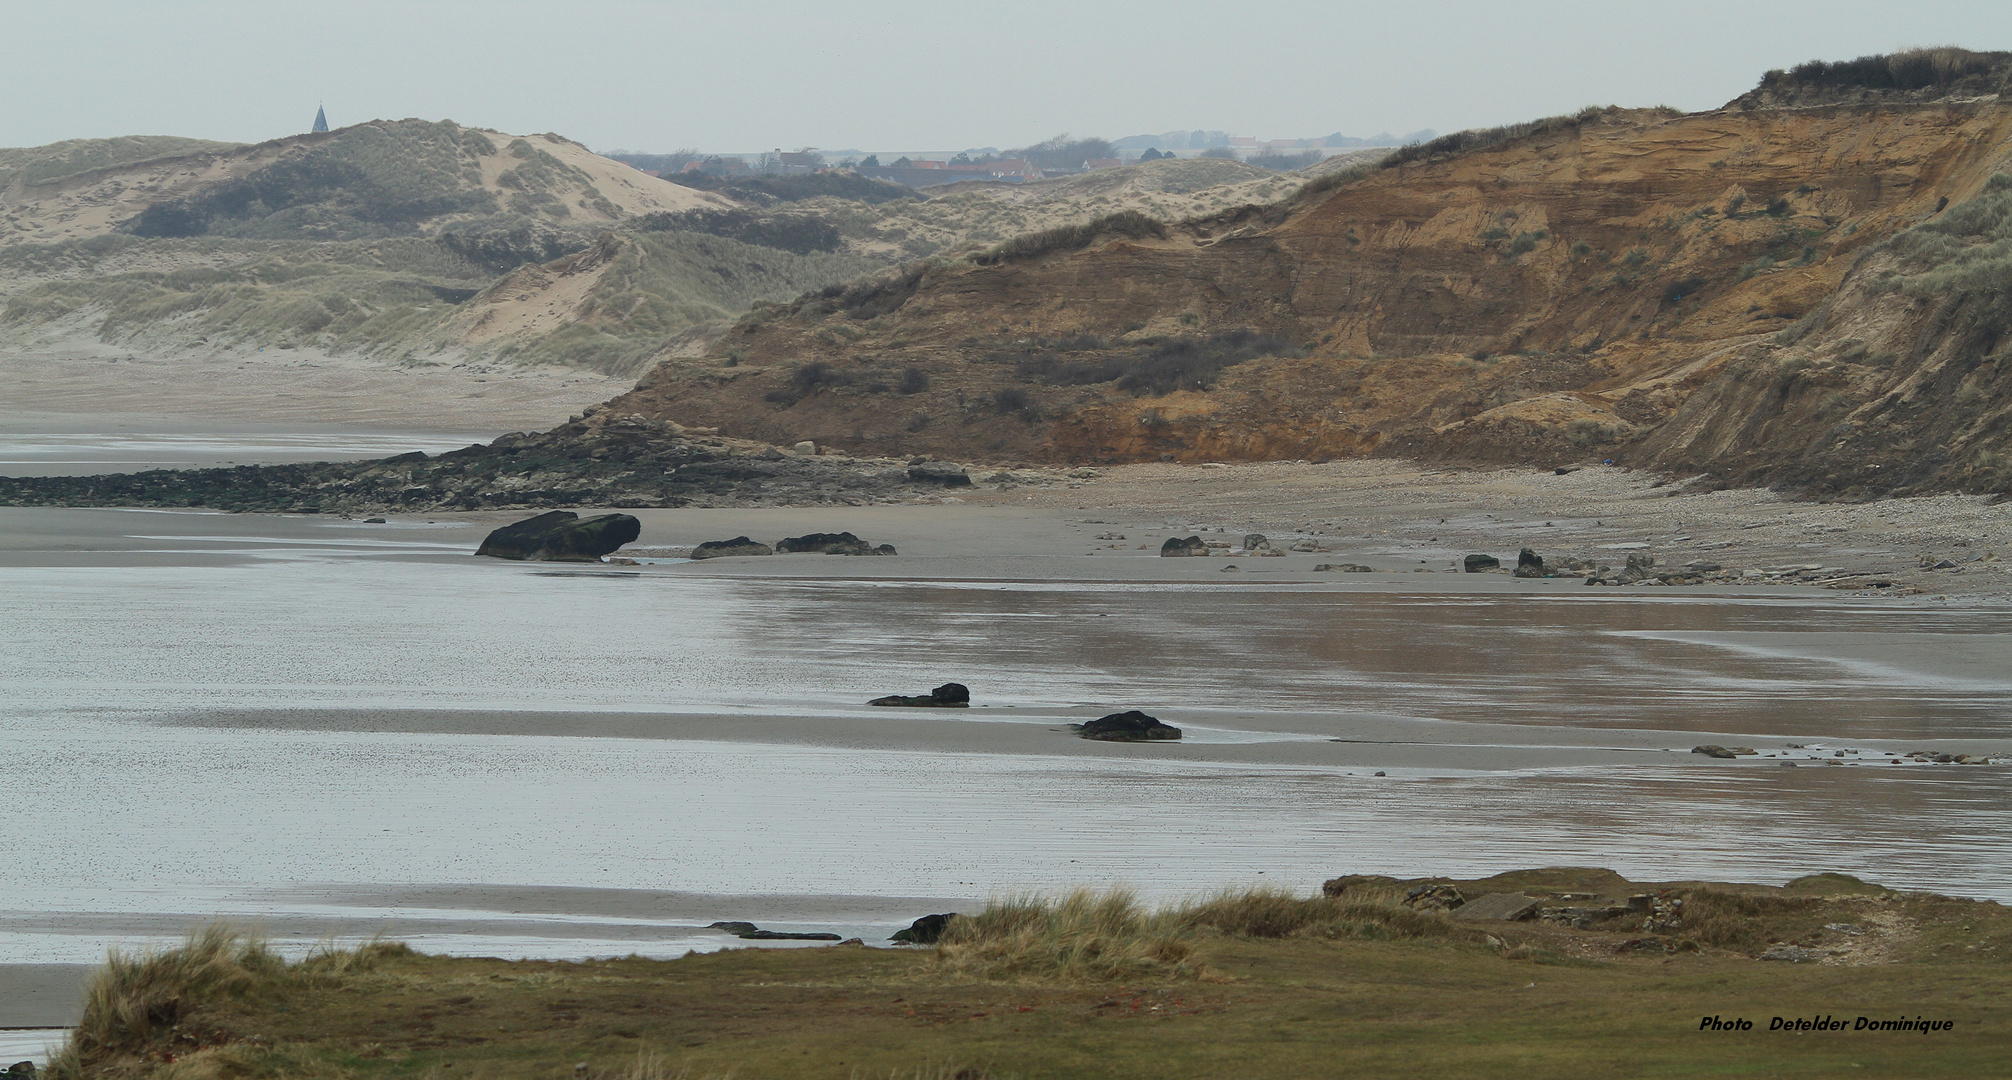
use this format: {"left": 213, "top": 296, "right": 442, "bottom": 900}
{"left": 597, "top": 79, "right": 2012, "bottom": 497}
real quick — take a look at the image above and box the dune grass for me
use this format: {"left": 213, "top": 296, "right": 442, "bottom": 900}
{"left": 37, "top": 870, "right": 2012, "bottom": 1080}
{"left": 44, "top": 927, "right": 416, "bottom": 1080}
{"left": 932, "top": 885, "right": 1470, "bottom": 983}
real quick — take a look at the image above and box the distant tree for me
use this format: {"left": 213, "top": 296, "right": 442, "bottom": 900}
{"left": 860, "top": 154, "right": 880, "bottom": 168}
{"left": 891, "top": 156, "right": 912, "bottom": 168}
{"left": 1139, "top": 147, "right": 1165, "bottom": 161}
{"left": 754, "top": 152, "right": 780, "bottom": 174}
{"left": 949, "top": 152, "right": 972, "bottom": 166}
{"left": 1247, "top": 149, "right": 1323, "bottom": 171}
{"left": 1198, "top": 147, "right": 1240, "bottom": 160}
{"left": 1013, "top": 134, "right": 1114, "bottom": 171}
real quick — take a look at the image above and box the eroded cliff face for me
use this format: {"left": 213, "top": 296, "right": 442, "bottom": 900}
{"left": 1629, "top": 175, "right": 2012, "bottom": 498}
{"left": 598, "top": 100, "right": 2012, "bottom": 480}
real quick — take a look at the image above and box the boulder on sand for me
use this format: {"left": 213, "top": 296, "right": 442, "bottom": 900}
{"left": 907, "top": 460, "right": 972, "bottom": 486}
{"left": 691, "top": 536, "right": 773, "bottom": 559}
{"left": 890, "top": 913, "right": 959, "bottom": 944}
{"left": 869, "top": 682, "right": 971, "bottom": 708}
{"left": 1243, "top": 533, "right": 1270, "bottom": 551}
{"left": 476, "top": 510, "right": 641, "bottom": 562}
{"left": 1463, "top": 554, "right": 1500, "bottom": 573}
{"left": 1513, "top": 548, "right": 1546, "bottom": 578}
{"left": 1076, "top": 710, "right": 1182, "bottom": 741}
{"left": 776, "top": 531, "right": 896, "bottom": 555}
{"left": 1161, "top": 536, "right": 1209, "bottom": 557}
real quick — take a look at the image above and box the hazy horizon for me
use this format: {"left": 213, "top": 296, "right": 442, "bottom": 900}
{"left": 6, "top": 1, "right": 2012, "bottom": 155}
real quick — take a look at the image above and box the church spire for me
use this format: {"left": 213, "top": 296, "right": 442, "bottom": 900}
{"left": 311, "top": 105, "right": 329, "bottom": 133}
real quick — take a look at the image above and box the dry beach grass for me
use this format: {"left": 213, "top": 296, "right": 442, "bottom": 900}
{"left": 40, "top": 871, "right": 2012, "bottom": 1079}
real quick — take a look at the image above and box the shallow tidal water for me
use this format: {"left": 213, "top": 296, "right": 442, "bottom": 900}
{"left": 3, "top": 508, "right": 2011, "bottom": 968}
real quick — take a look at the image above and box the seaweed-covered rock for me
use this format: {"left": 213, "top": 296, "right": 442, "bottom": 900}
{"left": 1077, "top": 710, "right": 1182, "bottom": 741}
{"left": 1514, "top": 548, "right": 1546, "bottom": 578}
{"left": 890, "top": 913, "right": 958, "bottom": 944}
{"left": 1160, "top": 536, "right": 1208, "bottom": 557}
{"left": 776, "top": 531, "right": 895, "bottom": 555}
{"left": 691, "top": 536, "right": 773, "bottom": 559}
{"left": 869, "top": 682, "right": 971, "bottom": 708}
{"left": 1463, "top": 554, "right": 1500, "bottom": 572}
{"left": 475, "top": 511, "right": 642, "bottom": 561}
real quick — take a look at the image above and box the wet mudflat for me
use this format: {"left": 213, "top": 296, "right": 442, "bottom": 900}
{"left": 2, "top": 504, "right": 2009, "bottom": 987}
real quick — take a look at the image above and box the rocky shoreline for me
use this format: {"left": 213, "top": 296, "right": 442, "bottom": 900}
{"left": 0, "top": 413, "right": 1036, "bottom": 514}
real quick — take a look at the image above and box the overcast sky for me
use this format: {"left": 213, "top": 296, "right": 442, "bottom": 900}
{"left": 8, "top": 0, "right": 2012, "bottom": 154}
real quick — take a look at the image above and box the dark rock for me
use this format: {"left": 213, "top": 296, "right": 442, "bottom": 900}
{"left": 362, "top": 517, "right": 387, "bottom": 524}
{"left": 1321, "top": 874, "right": 1401, "bottom": 898}
{"left": 889, "top": 912, "right": 958, "bottom": 944}
{"left": 1450, "top": 892, "right": 1542, "bottom": 921}
{"left": 737, "top": 929, "right": 843, "bottom": 940}
{"left": 707, "top": 921, "right": 759, "bottom": 934}
{"left": 7, "top": 1063, "right": 34, "bottom": 1080}
{"left": 1161, "top": 536, "right": 1209, "bottom": 557}
{"left": 1463, "top": 554, "right": 1500, "bottom": 573}
{"left": 1692, "top": 745, "right": 1738, "bottom": 759}
{"left": 1758, "top": 945, "right": 1829, "bottom": 963}
{"left": 869, "top": 682, "right": 971, "bottom": 708}
{"left": 1403, "top": 883, "right": 1465, "bottom": 912}
{"left": 476, "top": 510, "right": 642, "bottom": 561}
{"left": 1076, "top": 710, "right": 1182, "bottom": 741}
{"left": 1513, "top": 548, "right": 1546, "bottom": 578}
{"left": 1313, "top": 563, "right": 1375, "bottom": 572}
{"left": 776, "top": 531, "right": 892, "bottom": 555}
{"left": 691, "top": 536, "right": 774, "bottom": 559}
{"left": 907, "top": 460, "right": 972, "bottom": 486}
{"left": 1615, "top": 937, "right": 1671, "bottom": 954}
{"left": 1242, "top": 533, "right": 1270, "bottom": 551}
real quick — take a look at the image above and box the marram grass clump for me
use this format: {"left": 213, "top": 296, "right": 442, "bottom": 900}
{"left": 44, "top": 925, "right": 412, "bottom": 1080}
{"left": 932, "top": 885, "right": 1464, "bottom": 982}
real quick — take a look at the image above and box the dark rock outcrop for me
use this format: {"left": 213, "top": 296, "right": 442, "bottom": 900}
{"left": 1160, "top": 536, "right": 1208, "bottom": 557}
{"left": 869, "top": 682, "right": 971, "bottom": 708}
{"left": 1242, "top": 533, "right": 1270, "bottom": 550}
{"left": 0, "top": 414, "right": 999, "bottom": 514}
{"left": 1513, "top": 548, "right": 1546, "bottom": 578}
{"left": 1463, "top": 554, "right": 1500, "bottom": 573}
{"left": 777, "top": 531, "right": 895, "bottom": 555}
{"left": 1076, "top": 710, "right": 1182, "bottom": 741}
{"left": 890, "top": 913, "right": 958, "bottom": 944}
{"left": 1691, "top": 745, "right": 1738, "bottom": 759}
{"left": 906, "top": 460, "right": 972, "bottom": 486}
{"left": 1403, "top": 883, "right": 1466, "bottom": 912}
{"left": 691, "top": 536, "right": 773, "bottom": 559}
{"left": 475, "top": 511, "right": 641, "bottom": 561}
{"left": 1313, "top": 563, "right": 1375, "bottom": 572}
{"left": 707, "top": 919, "right": 840, "bottom": 940}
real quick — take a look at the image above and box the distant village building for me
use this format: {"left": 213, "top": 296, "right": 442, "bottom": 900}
{"left": 311, "top": 106, "right": 329, "bottom": 134}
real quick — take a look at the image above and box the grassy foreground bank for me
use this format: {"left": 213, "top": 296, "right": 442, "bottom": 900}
{"left": 47, "top": 869, "right": 2012, "bottom": 1079}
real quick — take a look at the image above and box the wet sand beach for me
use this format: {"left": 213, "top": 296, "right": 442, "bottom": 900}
{"left": 6, "top": 430, "right": 2012, "bottom": 1031}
